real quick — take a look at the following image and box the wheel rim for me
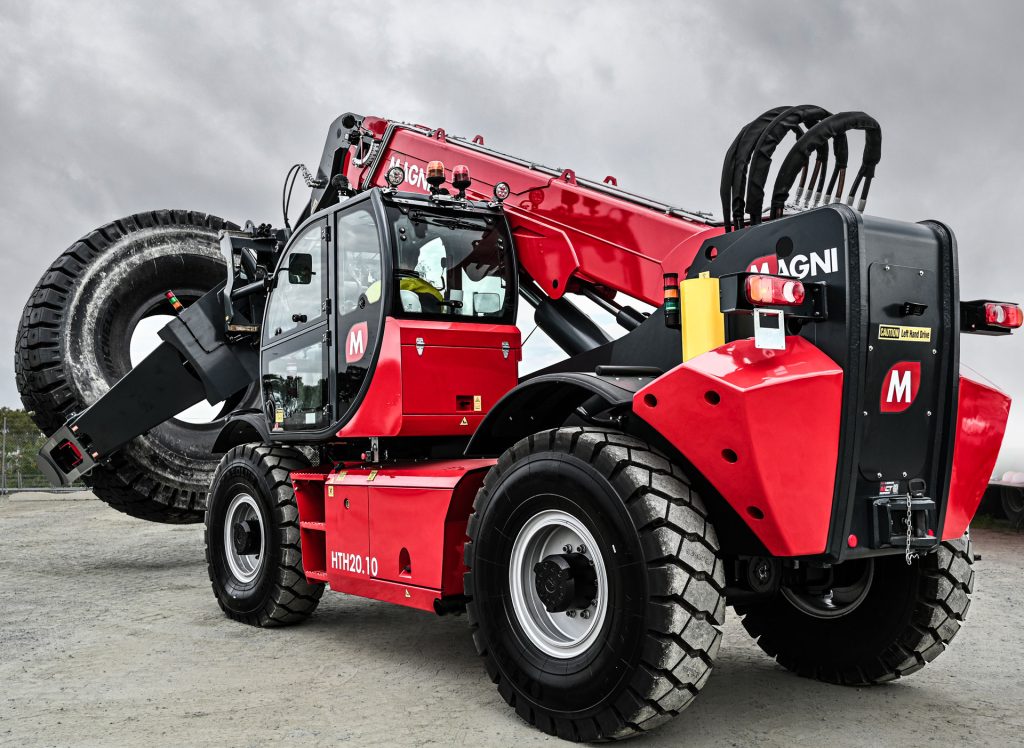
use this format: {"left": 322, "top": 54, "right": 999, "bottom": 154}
{"left": 508, "top": 508, "right": 609, "bottom": 659}
{"left": 781, "top": 558, "right": 874, "bottom": 619}
{"left": 224, "top": 493, "right": 265, "bottom": 583}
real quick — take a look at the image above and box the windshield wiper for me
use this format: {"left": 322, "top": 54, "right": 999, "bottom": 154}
{"left": 408, "top": 211, "right": 490, "bottom": 231}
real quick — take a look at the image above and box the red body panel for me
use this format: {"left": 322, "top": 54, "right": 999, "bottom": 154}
{"left": 342, "top": 126, "right": 723, "bottom": 305}
{"left": 943, "top": 373, "right": 1012, "bottom": 539}
{"left": 337, "top": 318, "right": 520, "bottom": 438}
{"left": 292, "top": 461, "right": 492, "bottom": 612}
{"left": 633, "top": 337, "right": 844, "bottom": 556}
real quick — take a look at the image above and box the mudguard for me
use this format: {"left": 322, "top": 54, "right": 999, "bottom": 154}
{"left": 633, "top": 337, "right": 844, "bottom": 556}
{"left": 465, "top": 371, "right": 657, "bottom": 457}
{"left": 211, "top": 411, "right": 271, "bottom": 453}
{"left": 943, "top": 372, "right": 1012, "bottom": 538}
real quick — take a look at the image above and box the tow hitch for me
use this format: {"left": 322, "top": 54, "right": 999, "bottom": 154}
{"left": 872, "top": 484, "right": 938, "bottom": 552}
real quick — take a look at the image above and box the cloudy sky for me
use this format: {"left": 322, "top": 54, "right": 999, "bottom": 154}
{"left": 2, "top": 1, "right": 1022, "bottom": 459}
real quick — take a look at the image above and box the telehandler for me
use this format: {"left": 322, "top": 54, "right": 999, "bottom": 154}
{"left": 17, "top": 105, "right": 1016, "bottom": 740}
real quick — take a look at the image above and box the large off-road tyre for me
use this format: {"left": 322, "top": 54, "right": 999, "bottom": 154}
{"left": 205, "top": 444, "right": 324, "bottom": 627}
{"left": 15, "top": 210, "right": 248, "bottom": 523}
{"left": 737, "top": 535, "right": 974, "bottom": 685}
{"left": 465, "top": 428, "right": 726, "bottom": 742}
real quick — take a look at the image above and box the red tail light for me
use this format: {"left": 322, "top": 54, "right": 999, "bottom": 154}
{"left": 745, "top": 275, "right": 806, "bottom": 307}
{"left": 984, "top": 302, "right": 1023, "bottom": 329}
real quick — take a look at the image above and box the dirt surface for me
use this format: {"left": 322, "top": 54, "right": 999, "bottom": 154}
{"left": 2, "top": 492, "right": 1022, "bottom": 747}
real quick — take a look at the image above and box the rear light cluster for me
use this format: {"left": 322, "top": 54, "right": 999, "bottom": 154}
{"left": 984, "top": 302, "right": 1023, "bottom": 329}
{"left": 962, "top": 299, "right": 1022, "bottom": 335}
{"left": 745, "top": 275, "right": 806, "bottom": 307}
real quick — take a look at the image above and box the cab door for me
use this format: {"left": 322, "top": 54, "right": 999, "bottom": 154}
{"left": 333, "top": 200, "right": 386, "bottom": 423}
{"left": 261, "top": 219, "right": 332, "bottom": 433}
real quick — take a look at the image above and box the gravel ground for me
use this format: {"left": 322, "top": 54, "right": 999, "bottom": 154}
{"left": 2, "top": 492, "right": 1022, "bottom": 747}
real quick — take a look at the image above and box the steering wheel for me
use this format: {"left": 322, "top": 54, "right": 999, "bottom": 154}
{"left": 395, "top": 269, "right": 422, "bottom": 279}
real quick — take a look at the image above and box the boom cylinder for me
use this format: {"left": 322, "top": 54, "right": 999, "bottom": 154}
{"left": 521, "top": 283, "right": 612, "bottom": 356}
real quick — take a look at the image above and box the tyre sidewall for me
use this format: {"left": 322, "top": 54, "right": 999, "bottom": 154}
{"left": 471, "top": 450, "right": 647, "bottom": 716}
{"left": 64, "top": 224, "right": 231, "bottom": 471}
{"left": 206, "top": 453, "right": 280, "bottom": 616}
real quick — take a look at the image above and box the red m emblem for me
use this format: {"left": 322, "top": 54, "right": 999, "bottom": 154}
{"left": 880, "top": 361, "right": 920, "bottom": 413}
{"left": 345, "top": 322, "right": 368, "bottom": 364}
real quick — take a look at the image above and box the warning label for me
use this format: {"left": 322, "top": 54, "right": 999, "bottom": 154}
{"left": 878, "top": 324, "right": 932, "bottom": 343}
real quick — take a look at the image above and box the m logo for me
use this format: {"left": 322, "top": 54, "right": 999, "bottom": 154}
{"left": 345, "top": 322, "right": 368, "bottom": 364}
{"left": 880, "top": 361, "right": 921, "bottom": 413}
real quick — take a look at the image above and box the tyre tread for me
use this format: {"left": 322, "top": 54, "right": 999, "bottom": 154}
{"left": 15, "top": 210, "right": 237, "bottom": 523}
{"left": 464, "top": 427, "right": 725, "bottom": 741}
{"left": 739, "top": 535, "right": 974, "bottom": 686}
{"left": 204, "top": 444, "right": 324, "bottom": 627}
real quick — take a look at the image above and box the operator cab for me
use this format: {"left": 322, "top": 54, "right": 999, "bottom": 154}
{"left": 260, "top": 185, "right": 520, "bottom": 442}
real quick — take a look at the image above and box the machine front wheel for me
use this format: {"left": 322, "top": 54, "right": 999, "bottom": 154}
{"left": 737, "top": 536, "right": 974, "bottom": 684}
{"left": 465, "top": 428, "right": 725, "bottom": 741}
{"left": 205, "top": 444, "right": 324, "bottom": 627}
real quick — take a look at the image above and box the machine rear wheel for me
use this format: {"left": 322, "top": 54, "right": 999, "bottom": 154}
{"left": 1000, "top": 486, "right": 1024, "bottom": 528}
{"left": 205, "top": 444, "right": 324, "bottom": 627}
{"left": 737, "top": 536, "right": 974, "bottom": 684}
{"left": 15, "top": 210, "right": 253, "bottom": 523}
{"left": 465, "top": 428, "right": 725, "bottom": 741}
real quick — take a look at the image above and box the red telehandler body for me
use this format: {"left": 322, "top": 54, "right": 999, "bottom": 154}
{"left": 17, "top": 106, "right": 1017, "bottom": 740}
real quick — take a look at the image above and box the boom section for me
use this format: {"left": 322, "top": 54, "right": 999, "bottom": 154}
{"left": 335, "top": 119, "right": 723, "bottom": 306}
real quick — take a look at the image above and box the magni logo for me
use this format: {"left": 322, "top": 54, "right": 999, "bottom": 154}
{"left": 387, "top": 156, "right": 432, "bottom": 192}
{"left": 748, "top": 247, "right": 839, "bottom": 279}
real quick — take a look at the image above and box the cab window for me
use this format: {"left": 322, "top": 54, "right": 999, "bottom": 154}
{"left": 264, "top": 224, "right": 325, "bottom": 340}
{"left": 263, "top": 339, "right": 329, "bottom": 431}
{"left": 386, "top": 207, "right": 513, "bottom": 320}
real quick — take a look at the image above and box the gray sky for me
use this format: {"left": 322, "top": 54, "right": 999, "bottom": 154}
{"left": 2, "top": 1, "right": 1022, "bottom": 459}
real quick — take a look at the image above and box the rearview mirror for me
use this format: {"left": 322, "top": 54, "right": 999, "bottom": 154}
{"left": 473, "top": 292, "right": 501, "bottom": 315}
{"left": 288, "top": 253, "right": 313, "bottom": 285}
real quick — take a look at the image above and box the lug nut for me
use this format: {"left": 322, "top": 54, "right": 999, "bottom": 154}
{"left": 566, "top": 610, "right": 576, "bottom": 618}
{"left": 577, "top": 544, "right": 587, "bottom": 555}
{"left": 580, "top": 609, "right": 591, "bottom": 619}
{"left": 562, "top": 544, "right": 572, "bottom": 553}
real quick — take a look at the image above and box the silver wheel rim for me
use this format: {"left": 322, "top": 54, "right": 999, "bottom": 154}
{"left": 224, "top": 493, "right": 264, "bottom": 583}
{"left": 781, "top": 558, "right": 874, "bottom": 619}
{"left": 508, "top": 509, "right": 609, "bottom": 659}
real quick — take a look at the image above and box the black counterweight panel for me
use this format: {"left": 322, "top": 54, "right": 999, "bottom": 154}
{"left": 860, "top": 263, "right": 943, "bottom": 479}
{"left": 686, "top": 205, "right": 959, "bottom": 561}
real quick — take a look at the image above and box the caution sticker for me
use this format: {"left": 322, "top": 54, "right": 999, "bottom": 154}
{"left": 878, "top": 324, "right": 932, "bottom": 343}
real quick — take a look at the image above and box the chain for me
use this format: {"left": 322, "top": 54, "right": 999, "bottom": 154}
{"left": 905, "top": 497, "right": 919, "bottom": 566}
{"left": 298, "top": 164, "right": 326, "bottom": 189}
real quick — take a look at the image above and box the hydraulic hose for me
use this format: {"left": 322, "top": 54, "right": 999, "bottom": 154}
{"left": 744, "top": 105, "right": 847, "bottom": 225}
{"left": 719, "top": 106, "right": 790, "bottom": 232}
{"left": 770, "top": 111, "right": 881, "bottom": 218}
